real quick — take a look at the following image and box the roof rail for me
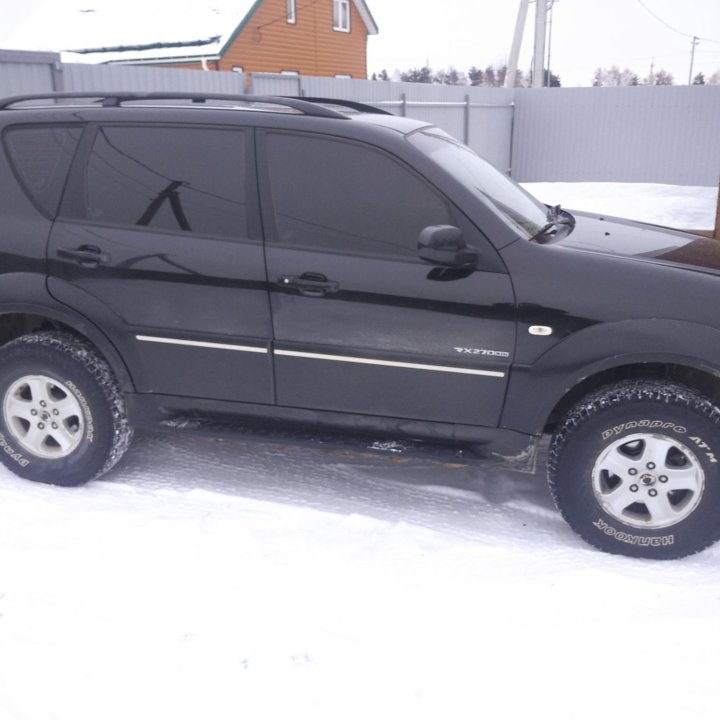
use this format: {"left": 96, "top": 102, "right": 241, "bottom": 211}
{"left": 285, "top": 96, "right": 392, "bottom": 116}
{"left": 0, "top": 92, "right": 362, "bottom": 119}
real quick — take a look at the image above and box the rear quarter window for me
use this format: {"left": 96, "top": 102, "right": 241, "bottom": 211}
{"left": 3, "top": 126, "right": 82, "bottom": 217}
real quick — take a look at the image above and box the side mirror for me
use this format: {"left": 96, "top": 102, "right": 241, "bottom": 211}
{"left": 417, "top": 225, "right": 479, "bottom": 268}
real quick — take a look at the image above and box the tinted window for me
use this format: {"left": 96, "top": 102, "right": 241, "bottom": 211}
{"left": 79, "top": 126, "right": 248, "bottom": 238}
{"left": 409, "top": 128, "right": 548, "bottom": 240}
{"left": 5, "top": 125, "right": 82, "bottom": 216}
{"left": 265, "top": 133, "right": 452, "bottom": 258}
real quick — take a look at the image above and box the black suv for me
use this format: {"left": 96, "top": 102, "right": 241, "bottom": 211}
{"left": 1, "top": 91, "right": 719, "bottom": 559}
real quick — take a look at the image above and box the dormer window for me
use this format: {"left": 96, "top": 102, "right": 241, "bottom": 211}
{"left": 333, "top": 0, "right": 350, "bottom": 32}
{"left": 287, "top": 0, "right": 296, "bottom": 24}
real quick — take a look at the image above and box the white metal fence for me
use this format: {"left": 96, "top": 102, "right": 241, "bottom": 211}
{"left": 2, "top": 50, "right": 719, "bottom": 186}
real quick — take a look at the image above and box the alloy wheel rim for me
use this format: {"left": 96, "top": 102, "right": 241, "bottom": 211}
{"left": 3, "top": 375, "right": 84, "bottom": 459}
{"left": 592, "top": 432, "right": 704, "bottom": 530}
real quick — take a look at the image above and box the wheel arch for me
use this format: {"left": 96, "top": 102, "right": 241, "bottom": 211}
{"left": 0, "top": 273, "right": 134, "bottom": 393}
{"left": 502, "top": 318, "right": 720, "bottom": 435}
{"left": 0, "top": 306, "right": 135, "bottom": 393}
{"left": 544, "top": 361, "right": 720, "bottom": 433}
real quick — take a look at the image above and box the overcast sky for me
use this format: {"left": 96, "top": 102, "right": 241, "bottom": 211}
{"left": 1, "top": 0, "right": 720, "bottom": 86}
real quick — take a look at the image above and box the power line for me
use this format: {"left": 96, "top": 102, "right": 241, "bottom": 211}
{"left": 635, "top": 0, "right": 720, "bottom": 45}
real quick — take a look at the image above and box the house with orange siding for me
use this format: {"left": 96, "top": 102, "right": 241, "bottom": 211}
{"left": 68, "top": 0, "right": 378, "bottom": 80}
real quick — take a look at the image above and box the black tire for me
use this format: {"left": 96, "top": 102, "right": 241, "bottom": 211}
{"left": 0, "top": 331, "right": 133, "bottom": 486}
{"left": 548, "top": 380, "right": 720, "bottom": 559}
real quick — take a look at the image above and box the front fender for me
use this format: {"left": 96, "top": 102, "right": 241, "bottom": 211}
{"left": 501, "top": 318, "right": 720, "bottom": 434}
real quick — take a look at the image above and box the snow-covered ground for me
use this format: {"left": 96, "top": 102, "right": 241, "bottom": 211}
{"left": 2, "top": 184, "right": 720, "bottom": 720}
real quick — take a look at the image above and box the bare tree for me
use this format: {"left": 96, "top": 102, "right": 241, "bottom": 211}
{"left": 592, "top": 66, "right": 639, "bottom": 87}
{"left": 435, "top": 67, "right": 465, "bottom": 85}
{"left": 646, "top": 69, "right": 674, "bottom": 85}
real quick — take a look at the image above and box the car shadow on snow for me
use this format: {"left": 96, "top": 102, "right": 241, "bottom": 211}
{"left": 103, "top": 428, "right": 572, "bottom": 548}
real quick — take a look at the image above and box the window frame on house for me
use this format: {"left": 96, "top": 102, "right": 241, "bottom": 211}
{"left": 286, "top": 0, "right": 296, "bottom": 24}
{"left": 333, "top": 0, "right": 350, "bottom": 33}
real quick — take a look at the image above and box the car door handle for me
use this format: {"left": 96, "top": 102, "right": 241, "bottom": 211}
{"left": 57, "top": 245, "right": 111, "bottom": 267}
{"left": 278, "top": 273, "right": 339, "bottom": 298}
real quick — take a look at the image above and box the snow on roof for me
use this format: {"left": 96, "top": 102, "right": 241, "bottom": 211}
{"left": 3, "top": 1, "right": 254, "bottom": 63}
{"left": 2, "top": 0, "right": 377, "bottom": 65}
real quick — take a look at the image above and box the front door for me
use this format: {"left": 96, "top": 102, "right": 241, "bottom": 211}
{"left": 48, "top": 123, "right": 273, "bottom": 403}
{"left": 260, "top": 130, "right": 515, "bottom": 426}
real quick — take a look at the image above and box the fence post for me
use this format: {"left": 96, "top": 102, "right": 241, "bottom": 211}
{"left": 464, "top": 94, "right": 470, "bottom": 145}
{"left": 508, "top": 98, "right": 516, "bottom": 177}
{"left": 400, "top": 92, "right": 407, "bottom": 117}
{"left": 51, "top": 60, "right": 65, "bottom": 92}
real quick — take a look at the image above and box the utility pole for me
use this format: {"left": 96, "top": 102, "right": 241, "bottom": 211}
{"left": 546, "top": 0, "right": 557, "bottom": 87}
{"left": 506, "top": 0, "right": 531, "bottom": 89}
{"left": 532, "top": 0, "right": 548, "bottom": 88}
{"left": 689, "top": 36, "right": 699, "bottom": 84}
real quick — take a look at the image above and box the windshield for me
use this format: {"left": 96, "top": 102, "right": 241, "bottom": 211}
{"left": 408, "top": 128, "right": 549, "bottom": 240}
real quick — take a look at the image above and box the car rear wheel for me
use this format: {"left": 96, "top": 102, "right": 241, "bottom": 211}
{"left": 0, "top": 332, "right": 133, "bottom": 486}
{"left": 548, "top": 380, "right": 720, "bottom": 559}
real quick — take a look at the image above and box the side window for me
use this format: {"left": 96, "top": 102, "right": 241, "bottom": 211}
{"left": 4, "top": 125, "right": 82, "bottom": 217}
{"left": 265, "top": 133, "right": 453, "bottom": 259}
{"left": 74, "top": 126, "right": 248, "bottom": 239}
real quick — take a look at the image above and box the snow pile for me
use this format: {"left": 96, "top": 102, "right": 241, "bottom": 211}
{"left": 523, "top": 181, "right": 718, "bottom": 231}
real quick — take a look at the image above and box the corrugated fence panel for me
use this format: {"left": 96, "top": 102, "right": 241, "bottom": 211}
{"left": 300, "top": 77, "right": 406, "bottom": 104}
{"left": 295, "top": 79, "right": 514, "bottom": 172}
{"left": 467, "top": 87, "right": 515, "bottom": 173}
{"left": 2, "top": 57, "right": 719, "bottom": 187}
{"left": 513, "top": 86, "right": 720, "bottom": 185}
{"left": 0, "top": 51, "right": 58, "bottom": 97}
{"left": 61, "top": 63, "right": 245, "bottom": 94}
{"left": 250, "top": 73, "right": 303, "bottom": 96}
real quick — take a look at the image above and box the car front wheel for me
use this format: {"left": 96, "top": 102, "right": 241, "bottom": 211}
{"left": 548, "top": 380, "right": 720, "bottom": 559}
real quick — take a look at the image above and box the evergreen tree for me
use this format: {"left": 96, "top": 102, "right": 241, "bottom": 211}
{"left": 468, "top": 66, "right": 484, "bottom": 86}
{"left": 400, "top": 66, "right": 433, "bottom": 84}
{"left": 544, "top": 69, "right": 561, "bottom": 87}
{"left": 434, "top": 67, "right": 465, "bottom": 85}
{"left": 693, "top": 72, "right": 706, "bottom": 85}
{"left": 445, "top": 67, "right": 463, "bottom": 85}
{"left": 484, "top": 65, "right": 496, "bottom": 87}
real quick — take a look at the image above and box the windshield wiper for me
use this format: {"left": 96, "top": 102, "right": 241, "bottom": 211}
{"left": 530, "top": 204, "right": 575, "bottom": 244}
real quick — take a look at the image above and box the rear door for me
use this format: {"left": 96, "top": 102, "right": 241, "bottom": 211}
{"left": 48, "top": 123, "right": 273, "bottom": 403}
{"left": 259, "top": 130, "right": 516, "bottom": 426}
